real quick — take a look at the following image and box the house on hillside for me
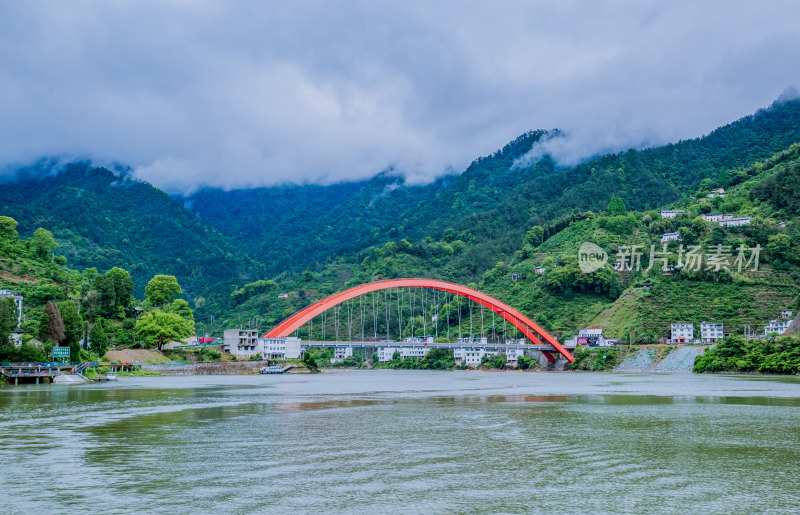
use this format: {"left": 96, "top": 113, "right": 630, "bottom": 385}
{"left": 765, "top": 319, "right": 790, "bottom": 336}
{"left": 534, "top": 266, "right": 545, "bottom": 275}
{"left": 781, "top": 310, "right": 793, "bottom": 319}
{"left": 706, "top": 188, "right": 726, "bottom": 198}
{"left": 670, "top": 323, "right": 694, "bottom": 344}
{"left": 660, "top": 209, "right": 685, "bottom": 218}
{"left": 660, "top": 232, "right": 682, "bottom": 244}
{"left": 576, "top": 327, "right": 607, "bottom": 347}
{"left": 700, "top": 322, "right": 724, "bottom": 343}
{"left": 718, "top": 216, "right": 751, "bottom": 227}
{"left": 277, "top": 292, "right": 289, "bottom": 299}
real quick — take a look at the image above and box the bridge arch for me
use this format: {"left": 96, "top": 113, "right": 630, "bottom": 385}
{"left": 264, "top": 278, "right": 573, "bottom": 363}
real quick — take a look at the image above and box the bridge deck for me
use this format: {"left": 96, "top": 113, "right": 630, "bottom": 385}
{"left": 298, "top": 341, "right": 576, "bottom": 351}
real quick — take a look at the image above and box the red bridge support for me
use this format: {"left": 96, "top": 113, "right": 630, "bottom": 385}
{"left": 264, "top": 278, "right": 574, "bottom": 363}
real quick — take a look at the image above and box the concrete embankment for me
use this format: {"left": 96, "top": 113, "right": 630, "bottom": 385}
{"left": 614, "top": 346, "right": 707, "bottom": 373}
{"left": 140, "top": 361, "right": 307, "bottom": 375}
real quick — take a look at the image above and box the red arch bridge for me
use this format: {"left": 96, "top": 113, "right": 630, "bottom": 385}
{"left": 263, "top": 278, "right": 574, "bottom": 363}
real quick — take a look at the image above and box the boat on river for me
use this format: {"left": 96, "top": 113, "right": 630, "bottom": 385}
{"left": 259, "top": 365, "right": 292, "bottom": 374}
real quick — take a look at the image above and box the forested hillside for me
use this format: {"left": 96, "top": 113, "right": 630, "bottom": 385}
{"left": 1, "top": 96, "right": 800, "bottom": 334}
{"left": 187, "top": 98, "right": 800, "bottom": 284}
{"left": 0, "top": 163, "right": 263, "bottom": 311}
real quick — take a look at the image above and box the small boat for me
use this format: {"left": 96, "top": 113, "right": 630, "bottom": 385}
{"left": 259, "top": 365, "right": 290, "bottom": 374}
{"left": 104, "top": 372, "right": 118, "bottom": 381}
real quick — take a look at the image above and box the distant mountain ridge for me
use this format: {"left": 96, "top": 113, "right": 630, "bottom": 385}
{"left": 1, "top": 97, "right": 800, "bottom": 319}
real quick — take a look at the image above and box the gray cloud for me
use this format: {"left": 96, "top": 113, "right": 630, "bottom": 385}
{"left": 1, "top": 1, "right": 799, "bottom": 192}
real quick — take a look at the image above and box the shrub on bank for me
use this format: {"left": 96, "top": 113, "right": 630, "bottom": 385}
{"left": 693, "top": 334, "right": 800, "bottom": 374}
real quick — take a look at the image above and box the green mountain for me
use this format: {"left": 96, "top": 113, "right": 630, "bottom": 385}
{"left": 1, "top": 96, "right": 800, "bottom": 339}
{"left": 0, "top": 162, "right": 263, "bottom": 311}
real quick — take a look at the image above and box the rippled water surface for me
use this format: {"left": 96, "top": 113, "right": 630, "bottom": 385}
{"left": 2, "top": 371, "right": 800, "bottom": 514}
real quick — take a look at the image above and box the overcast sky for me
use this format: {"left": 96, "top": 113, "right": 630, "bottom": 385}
{"left": 1, "top": 1, "right": 799, "bottom": 192}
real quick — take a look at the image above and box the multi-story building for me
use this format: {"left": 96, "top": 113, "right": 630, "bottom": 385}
{"left": 377, "top": 347, "right": 400, "bottom": 362}
{"left": 453, "top": 347, "right": 498, "bottom": 367}
{"left": 331, "top": 345, "right": 353, "bottom": 363}
{"left": 660, "top": 232, "right": 682, "bottom": 244}
{"left": 576, "top": 328, "right": 606, "bottom": 347}
{"left": 456, "top": 337, "right": 488, "bottom": 344}
{"left": 505, "top": 348, "right": 526, "bottom": 364}
{"left": 223, "top": 328, "right": 260, "bottom": 356}
{"left": 660, "top": 210, "right": 685, "bottom": 218}
{"left": 703, "top": 213, "right": 725, "bottom": 222}
{"left": 765, "top": 319, "right": 790, "bottom": 336}
{"left": 718, "top": 217, "right": 752, "bottom": 227}
{"left": 260, "top": 337, "right": 302, "bottom": 360}
{"left": 671, "top": 323, "right": 694, "bottom": 343}
{"left": 700, "top": 322, "right": 724, "bottom": 343}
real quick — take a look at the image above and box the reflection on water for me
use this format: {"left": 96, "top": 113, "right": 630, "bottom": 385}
{"left": 2, "top": 371, "right": 800, "bottom": 513}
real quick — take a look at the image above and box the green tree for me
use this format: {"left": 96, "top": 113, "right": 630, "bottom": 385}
{"left": 30, "top": 227, "right": 57, "bottom": 260}
{"left": 57, "top": 300, "right": 84, "bottom": 358}
{"left": 607, "top": 194, "right": 626, "bottom": 215}
{"left": 135, "top": 310, "right": 193, "bottom": 351}
{"left": 0, "top": 297, "right": 17, "bottom": 343}
{"left": 523, "top": 225, "right": 545, "bottom": 247}
{"left": 145, "top": 275, "right": 182, "bottom": 307}
{"left": 170, "top": 298, "right": 194, "bottom": 322}
{"left": 96, "top": 267, "right": 134, "bottom": 317}
{"left": 0, "top": 216, "right": 19, "bottom": 241}
{"left": 89, "top": 320, "right": 109, "bottom": 356}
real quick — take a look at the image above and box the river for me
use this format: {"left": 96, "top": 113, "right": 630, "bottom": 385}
{"left": 2, "top": 371, "right": 800, "bottom": 513}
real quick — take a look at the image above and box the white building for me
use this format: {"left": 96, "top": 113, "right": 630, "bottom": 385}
{"left": 453, "top": 347, "right": 498, "bottom": 367}
{"left": 660, "top": 210, "right": 685, "bottom": 218}
{"left": 260, "top": 337, "right": 302, "bottom": 360}
{"left": 377, "top": 347, "right": 400, "bottom": 362}
{"left": 506, "top": 348, "right": 526, "bottom": 364}
{"left": 671, "top": 323, "right": 694, "bottom": 343}
{"left": 0, "top": 290, "right": 23, "bottom": 346}
{"left": 399, "top": 346, "right": 429, "bottom": 359}
{"left": 331, "top": 345, "right": 353, "bottom": 363}
{"left": 660, "top": 232, "right": 682, "bottom": 243}
{"left": 403, "top": 336, "right": 434, "bottom": 344}
{"left": 577, "top": 327, "right": 607, "bottom": 346}
{"left": 223, "top": 328, "right": 260, "bottom": 356}
{"left": 703, "top": 213, "right": 725, "bottom": 222}
{"left": 718, "top": 217, "right": 752, "bottom": 227}
{"left": 781, "top": 310, "right": 793, "bottom": 319}
{"left": 700, "top": 322, "right": 724, "bottom": 343}
{"left": 456, "top": 337, "right": 488, "bottom": 344}
{"left": 765, "top": 319, "right": 790, "bottom": 336}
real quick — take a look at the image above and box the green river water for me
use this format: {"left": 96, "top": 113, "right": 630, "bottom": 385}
{"left": 2, "top": 370, "right": 800, "bottom": 514}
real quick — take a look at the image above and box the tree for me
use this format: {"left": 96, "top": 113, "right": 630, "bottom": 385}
{"left": 135, "top": 310, "right": 193, "bottom": 351}
{"left": 524, "top": 225, "right": 545, "bottom": 247}
{"left": 30, "top": 227, "right": 57, "bottom": 260}
{"left": 0, "top": 297, "right": 17, "bottom": 343}
{"left": 170, "top": 298, "right": 194, "bottom": 322}
{"left": 96, "top": 267, "right": 134, "bottom": 317}
{"left": 57, "top": 300, "right": 84, "bottom": 358}
{"left": 145, "top": 275, "right": 182, "bottom": 307}
{"left": 40, "top": 301, "right": 65, "bottom": 343}
{"left": 89, "top": 320, "right": 109, "bottom": 356}
{"left": 0, "top": 216, "right": 19, "bottom": 242}
{"left": 607, "top": 194, "right": 626, "bottom": 215}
